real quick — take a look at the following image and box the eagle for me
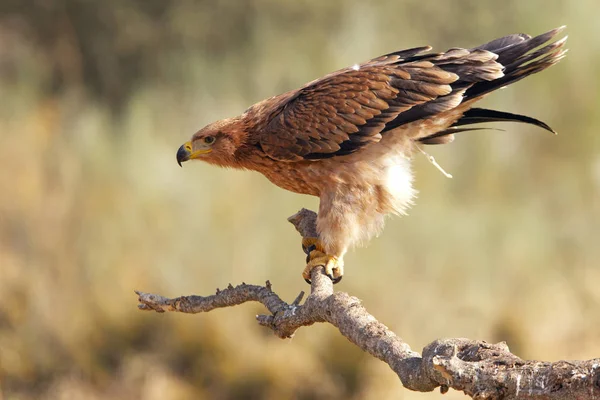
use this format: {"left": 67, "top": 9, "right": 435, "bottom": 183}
{"left": 176, "top": 27, "right": 567, "bottom": 283}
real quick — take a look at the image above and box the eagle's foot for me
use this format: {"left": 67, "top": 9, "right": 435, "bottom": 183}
{"left": 301, "top": 237, "right": 344, "bottom": 284}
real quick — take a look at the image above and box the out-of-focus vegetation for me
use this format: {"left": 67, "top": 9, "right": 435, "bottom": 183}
{"left": 1, "top": 1, "right": 599, "bottom": 399}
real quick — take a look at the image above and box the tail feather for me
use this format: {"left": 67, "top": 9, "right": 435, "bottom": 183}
{"left": 451, "top": 108, "right": 556, "bottom": 133}
{"left": 417, "top": 27, "right": 566, "bottom": 145}
{"left": 475, "top": 33, "right": 530, "bottom": 53}
{"left": 418, "top": 108, "right": 556, "bottom": 145}
{"left": 487, "top": 26, "right": 566, "bottom": 65}
{"left": 418, "top": 126, "right": 503, "bottom": 145}
{"left": 464, "top": 26, "right": 567, "bottom": 100}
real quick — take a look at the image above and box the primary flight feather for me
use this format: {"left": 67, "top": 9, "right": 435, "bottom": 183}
{"left": 177, "top": 27, "right": 567, "bottom": 283}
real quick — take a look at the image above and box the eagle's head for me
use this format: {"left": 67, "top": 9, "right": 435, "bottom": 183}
{"left": 177, "top": 117, "right": 245, "bottom": 168}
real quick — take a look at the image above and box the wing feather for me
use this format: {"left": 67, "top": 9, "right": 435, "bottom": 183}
{"left": 257, "top": 27, "right": 566, "bottom": 161}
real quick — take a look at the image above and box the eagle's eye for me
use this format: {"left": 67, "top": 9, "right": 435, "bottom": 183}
{"left": 203, "top": 136, "right": 215, "bottom": 144}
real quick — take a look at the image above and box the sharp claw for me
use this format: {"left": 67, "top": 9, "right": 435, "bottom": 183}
{"left": 302, "top": 244, "right": 316, "bottom": 255}
{"left": 308, "top": 272, "right": 342, "bottom": 284}
{"left": 325, "top": 271, "right": 343, "bottom": 284}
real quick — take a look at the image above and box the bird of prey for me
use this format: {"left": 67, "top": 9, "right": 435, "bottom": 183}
{"left": 177, "top": 27, "right": 567, "bottom": 283}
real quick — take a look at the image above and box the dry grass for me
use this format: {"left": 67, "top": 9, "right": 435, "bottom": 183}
{"left": 1, "top": 1, "right": 600, "bottom": 398}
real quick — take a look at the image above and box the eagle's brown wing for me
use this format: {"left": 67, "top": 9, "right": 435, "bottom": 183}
{"left": 258, "top": 27, "right": 566, "bottom": 161}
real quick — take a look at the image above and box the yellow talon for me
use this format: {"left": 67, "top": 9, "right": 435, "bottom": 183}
{"left": 301, "top": 238, "right": 344, "bottom": 284}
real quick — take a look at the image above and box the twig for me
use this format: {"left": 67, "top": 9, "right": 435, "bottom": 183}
{"left": 136, "top": 208, "right": 600, "bottom": 399}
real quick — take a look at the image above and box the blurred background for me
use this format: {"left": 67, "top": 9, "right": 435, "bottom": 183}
{"left": 0, "top": 0, "right": 599, "bottom": 399}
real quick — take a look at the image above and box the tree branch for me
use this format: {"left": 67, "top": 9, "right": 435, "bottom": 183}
{"left": 137, "top": 208, "right": 600, "bottom": 399}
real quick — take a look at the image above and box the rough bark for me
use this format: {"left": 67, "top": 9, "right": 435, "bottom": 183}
{"left": 137, "top": 208, "right": 600, "bottom": 399}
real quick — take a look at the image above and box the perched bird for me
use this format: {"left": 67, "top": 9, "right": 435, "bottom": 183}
{"left": 177, "top": 27, "right": 567, "bottom": 284}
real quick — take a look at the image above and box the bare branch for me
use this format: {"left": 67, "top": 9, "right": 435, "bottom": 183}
{"left": 137, "top": 208, "right": 600, "bottom": 399}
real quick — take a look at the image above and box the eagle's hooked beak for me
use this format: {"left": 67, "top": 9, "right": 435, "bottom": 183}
{"left": 176, "top": 142, "right": 192, "bottom": 167}
{"left": 176, "top": 141, "right": 212, "bottom": 167}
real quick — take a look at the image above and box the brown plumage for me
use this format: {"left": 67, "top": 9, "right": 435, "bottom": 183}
{"left": 177, "top": 27, "right": 567, "bottom": 283}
